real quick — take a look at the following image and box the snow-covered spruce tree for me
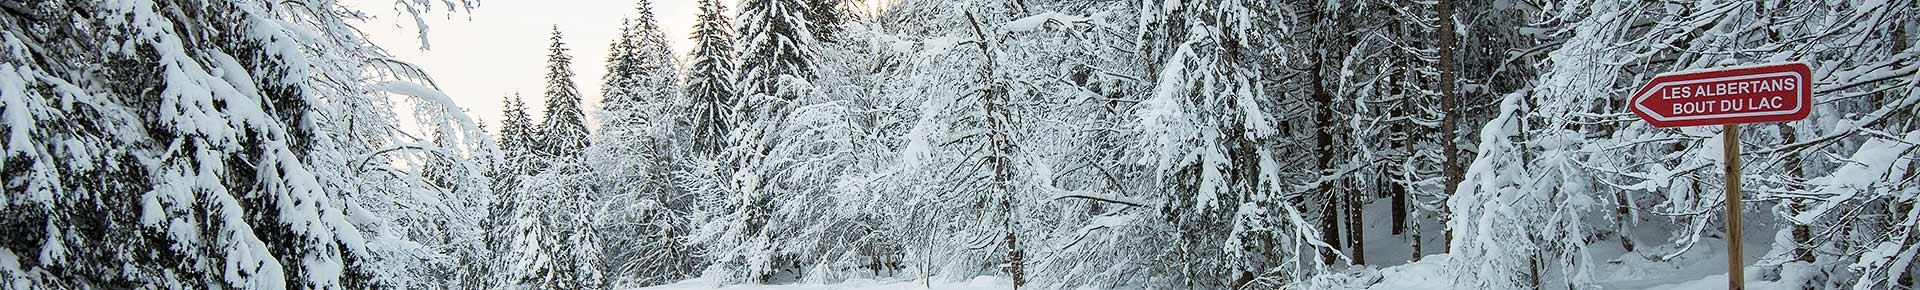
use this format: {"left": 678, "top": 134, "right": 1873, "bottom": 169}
{"left": 507, "top": 161, "right": 603, "bottom": 290}
{"left": 601, "top": 18, "right": 647, "bottom": 129}
{"left": 505, "top": 27, "right": 604, "bottom": 290}
{"left": 1441, "top": 1, "right": 1632, "bottom": 288}
{"left": 539, "top": 27, "right": 592, "bottom": 162}
{"left": 689, "top": 0, "right": 822, "bottom": 282}
{"left": 735, "top": 0, "right": 818, "bottom": 106}
{"left": 486, "top": 93, "right": 538, "bottom": 261}
{"left": 1131, "top": 0, "right": 1346, "bottom": 287}
{"left": 589, "top": 1, "right": 702, "bottom": 286}
{"left": 478, "top": 92, "right": 539, "bottom": 289}
{"left": 0, "top": 0, "right": 484, "bottom": 288}
{"left": 669, "top": 0, "right": 740, "bottom": 282}
{"left": 498, "top": 93, "right": 542, "bottom": 175}
{"left": 487, "top": 93, "right": 538, "bottom": 263}
{"left": 806, "top": 0, "right": 847, "bottom": 41}
{"left": 687, "top": 0, "right": 739, "bottom": 154}
{"left": 1445, "top": 91, "right": 1598, "bottom": 289}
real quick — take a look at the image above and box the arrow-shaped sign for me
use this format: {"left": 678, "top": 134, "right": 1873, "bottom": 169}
{"left": 1630, "top": 63, "right": 1813, "bottom": 128}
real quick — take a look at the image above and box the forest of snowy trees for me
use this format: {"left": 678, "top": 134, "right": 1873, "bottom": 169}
{"left": 1, "top": 0, "right": 1915, "bottom": 289}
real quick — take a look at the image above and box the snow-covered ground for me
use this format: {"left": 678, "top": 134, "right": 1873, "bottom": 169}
{"left": 1347, "top": 196, "right": 1807, "bottom": 290}
{"left": 635, "top": 199, "right": 1804, "bottom": 290}
{"left": 629, "top": 201, "right": 1797, "bottom": 290}
{"left": 627, "top": 276, "right": 1013, "bottom": 290}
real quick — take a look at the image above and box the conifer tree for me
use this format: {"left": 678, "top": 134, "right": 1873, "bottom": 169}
{"left": 499, "top": 93, "right": 541, "bottom": 174}
{"left": 602, "top": 19, "right": 644, "bottom": 124}
{"left": 0, "top": 0, "right": 480, "bottom": 287}
{"left": 486, "top": 93, "right": 539, "bottom": 286}
{"left": 687, "top": 0, "right": 738, "bottom": 154}
{"left": 540, "top": 27, "right": 592, "bottom": 161}
{"left": 806, "top": 0, "right": 843, "bottom": 41}
{"left": 509, "top": 27, "right": 605, "bottom": 290}
{"left": 590, "top": 1, "right": 701, "bottom": 286}
{"left": 691, "top": 0, "right": 822, "bottom": 282}
{"left": 602, "top": 1, "right": 678, "bottom": 127}
{"left": 735, "top": 0, "right": 816, "bottom": 109}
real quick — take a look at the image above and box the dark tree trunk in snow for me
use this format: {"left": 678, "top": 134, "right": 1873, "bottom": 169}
{"left": 1436, "top": 0, "right": 1462, "bottom": 251}
{"left": 1348, "top": 182, "right": 1365, "bottom": 265}
{"left": 1315, "top": 65, "right": 1341, "bottom": 266}
{"left": 1779, "top": 122, "right": 1812, "bottom": 263}
{"left": 1389, "top": 64, "right": 1410, "bottom": 238}
{"left": 1391, "top": 184, "right": 1407, "bottom": 237}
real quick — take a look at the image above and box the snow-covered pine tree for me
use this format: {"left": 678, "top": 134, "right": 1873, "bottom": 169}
{"left": 505, "top": 26, "right": 605, "bottom": 290}
{"left": 499, "top": 94, "right": 541, "bottom": 174}
{"left": 602, "top": 18, "right": 646, "bottom": 126}
{"left": 549, "top": 174, "right": 607, "bottom": 290}
{"left": 1131, "top": 0, "right": 1342, "bottom": 287}
{"left": 539, "top": 27, "right": 592, "bottom": 162}
{"left": 0, "top": 0, "right": 483, "bottom": 288}
{"left": 508, "top": 163, "right": 604, "bottom": 290}
{"left": 735, "top": 0, "right": 818, "bottom": 109}
{"left": 484, "top": 92, "right": 538, "bottom": 288}
{"left": 689, "top": 0, "right": 824, "bottom": 283}
{"left": 491, "top": 93, "right": 539, "bottom": 227}
{"left": 505, "top": 159, "right": 605, "bottom": 290}
{"left": 687, "top": 0, "right": 739, "bottom": 154}
{"left": 806, "top": 0, "right": 846, "bottom": 41}
{"left": 589, "top": 1, "right": 702, "bottom": 286}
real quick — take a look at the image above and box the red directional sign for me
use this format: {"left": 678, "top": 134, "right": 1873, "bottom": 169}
{"left": 1630, "top": 63, "right": 1813, "bottom": 128}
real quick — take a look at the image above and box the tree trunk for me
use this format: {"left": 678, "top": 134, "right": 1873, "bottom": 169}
{"left": 1348, "top": 180, "right": 1366, "bottom": 265}
{"left": 1436, "top": 0, "right": 1461, "bottom": 251}
{"left": 1231, "top": 271, "right": 1256, "bottom": 289}
{"left": 1902, "top": 200, "right": 1917, "bottom": 288}
{"left": 1390, "top": 65, "right": 1410, "bottom": 238}
{"left": 1410, "top": 210, "right": 1424, "bottom": 262}
{"left": 1615, "top": 190, "right": 1637, "bottom": 253}
{"left": 994, "top": 72, "right": 1025, "bottom": 290}
{"left": 965, "top": 12, "right": 1022, "bottom": 288}
{"left": 1391, "top": 179, "right": 1406, "bottom": 236}
{"left": 1528, "top": 256, "right": 1543, "bottom": 288}
{"left": 1398, "top": 64, "right": 1423, "bottom": 262}
{"left": 1778, "top": 122, "right": 1813, "bottom": 263}
{"left": 1314, "top": 62, "right": 1341, "bottom": 266}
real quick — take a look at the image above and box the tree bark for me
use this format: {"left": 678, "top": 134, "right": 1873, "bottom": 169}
{"left": 963, "top": 12, "right": 1021, "bottom": 288}
{"left": 1778, "top": 122, "right": 1813, "bottom": 263}
{"left": 1399, "top": 64, "right": 1423, "bottom": 262}
{"left": 1615, "top": 190, "right": 1637, "bottom": 253}
{"left": 1411, "top": 210, "right": 1424, "bottom": 262}
{"left": 1436, "top": 0, "right": 1462, "bottom": 251}
{"left": 1348, "top": 181, "right": 1366, "bottom": 265}
{"left": 1391, "top": 179, "right": 1406, "bottom": 236}
{"left": 1314, "top": 61, "right": 1341, "bottom": 266}
{"left": 1390, "top": 65, "right": 1410, "bottom": 238}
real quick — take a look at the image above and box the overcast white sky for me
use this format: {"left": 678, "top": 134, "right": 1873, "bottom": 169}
{"left": 352, "top": 0, "right": 706, "bottom": 129}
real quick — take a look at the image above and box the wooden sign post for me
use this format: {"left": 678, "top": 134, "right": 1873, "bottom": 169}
{"left": 1629, "top": 63, "right": 1813, "bottom": 290}
{"left": 1721, "top": 124, "right": 1745, "bottom": 290}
